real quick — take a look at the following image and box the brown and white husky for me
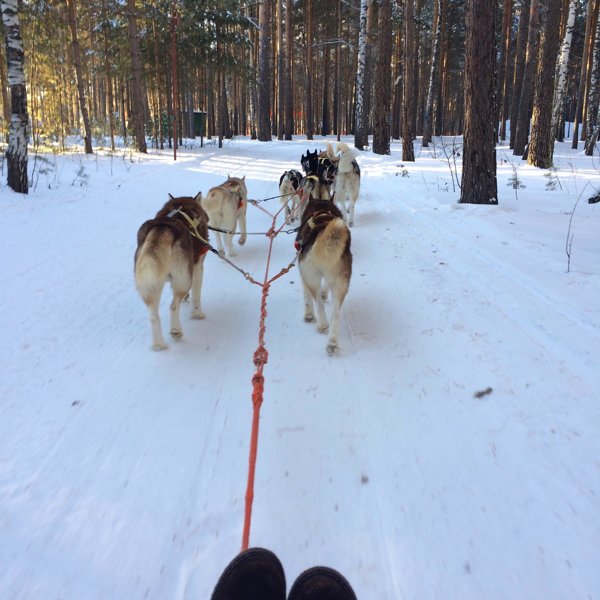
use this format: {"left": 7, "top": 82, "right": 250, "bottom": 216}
{"left": 201, "top": 175, "right": 248, "bottom": 257}
{"left": 134, "top": 193, "right": 209, "bottom": 350}
{"left": 295, "top": 194, "right": 352, "bottom": 354}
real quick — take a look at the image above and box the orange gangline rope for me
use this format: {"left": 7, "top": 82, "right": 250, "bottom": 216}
{"left": 240, "top": 193, "right": 303, "bottom": 552}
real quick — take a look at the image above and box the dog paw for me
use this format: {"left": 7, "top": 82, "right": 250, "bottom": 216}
{"left": 152, "top": 342, "right": 168, "bottom": 351}
{"left": 228, "top": 249, "right": 238, "bottom": 257}
{"left": 191, "top": 309, "right": 206, "bottom": 320}
{"left": 218, "top": 249, "right": 225, "bottom": 258}
{"left": 326, "top": 342, "right": 340, "bottom": 355}
{"left": 238, "top": 236, "right": 247, "bottom": 246}
{"left": 317, "top": 323, "right": 329, "bottom": 333}
{"left": 304, "top": 313, "right": 315, "bottom": 323}
{"left": 170, "top": 329, "right": 183, "bottom": 339}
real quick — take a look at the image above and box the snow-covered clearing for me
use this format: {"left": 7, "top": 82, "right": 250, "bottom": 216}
{"left": 1, "top": 136, "right": 599, "bottom": 599}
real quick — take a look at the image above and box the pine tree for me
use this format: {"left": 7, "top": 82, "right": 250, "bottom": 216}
{"left": 528, "top": 0, "right": 563, "bottom": 168}
{"left": 513, "top": 0, "right": 540, "bottom": 156}
{"left": 460, "top": 0, "right": 498, "bottom": 204}
{"left": 127, "top": 0, "right": 147, "bottom": 153}
{"left": 257, "top": 0, "right": 272, "bottom": 141}
{"left": 372, "top": 0, "right": 392, "bottom": 154}
{"left": 402, "top": 0, "right": 416, "bottom": 161}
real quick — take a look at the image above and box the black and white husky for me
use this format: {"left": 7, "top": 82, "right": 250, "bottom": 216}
{"left": 295, "top": 194, "right": 352, "bottom": 355}
{"left": 135, "top": 194, "right": 209, "bottom": 350}
{"left": 331, "top": 142, "right": 361, "bottom": 227}
{"left": 279, "top": 169, "right": 303, "bottom": 222}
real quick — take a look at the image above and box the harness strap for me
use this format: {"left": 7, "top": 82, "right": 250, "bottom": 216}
{"left": 168, "top": 207, "right": 210, "bottom": 246}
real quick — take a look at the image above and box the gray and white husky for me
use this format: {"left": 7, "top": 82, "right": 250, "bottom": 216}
{"left": 331, "top": 142, "right": 361, "bottom": 227}
{"left": 295, "top": 194, "right": 352, "bottom": 354}
{"left": 201, "top": 175, "right": 248, "bottom": 257}
{"left": 135, "top": 193, "right": 209, "bottom": 350}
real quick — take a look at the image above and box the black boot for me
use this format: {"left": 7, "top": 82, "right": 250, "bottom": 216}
{"left": 288, "top": 566, "right": 357, "bottom": 600}
{"left": 211, "top": 547, "right": 286, "bottom": 600}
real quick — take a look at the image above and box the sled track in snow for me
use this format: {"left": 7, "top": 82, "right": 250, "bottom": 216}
{"left": 386, "top": 189, "right": 600, "bottom": 386}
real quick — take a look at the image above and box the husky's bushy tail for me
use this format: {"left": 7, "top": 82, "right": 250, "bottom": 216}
{"left": 336, "top": 142, "right": 359, "bottom": 174}
{"left": 313, "top": 218, "right": 351, "bottom": 267}
{"left": 135, "top": 229, "right": 175, "bottom": 303}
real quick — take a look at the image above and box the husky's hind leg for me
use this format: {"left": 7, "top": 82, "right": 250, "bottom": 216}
{"left": 169, "top": 266, "right": 192, "bottom": 339}
{"left": 237, "top": 209, "right": 247, "bottom": 246}
{"left": 190, "top": 255, "right": 206, "bottom": 319}
{"left": 213, "top": 231, "right": 225, "bottom": 257}
{"left": 301, "top": 264, "right": 328, "bottom": 331}
{"left": 144, "top": 290, "right": 167, "bottom": 351}
{"left": 324, "top": 275, "right": 350, "bottom": 354}
{"left": 348, "top": 185, "right": 359, "bottom": 227}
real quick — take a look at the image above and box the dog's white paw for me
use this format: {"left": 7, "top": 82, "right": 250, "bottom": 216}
{"left": 304, "top": 313, "right": 315, "bottom": 323}
{"left": 152, "top": 342, "right": 168, "bottom": 351}
{"left": 218, "top": 249, "right": 225, "bottom": 258}
{"left": 170, "top": 329, "right": 183, "bottom": 339}
{"left": 326, "top": 341, "right": 339, "bottom": 355}
{"left": 191, "top": 309, "right": 206, "bottom": 320}
{"left": 228, "top": 249, "right": 238, "bottom": 257}
{"left": 317, "top": 323, "right": 329, "bottom": 333}
{"left": 238, "top": 236, "right": 247, "bottom": 246}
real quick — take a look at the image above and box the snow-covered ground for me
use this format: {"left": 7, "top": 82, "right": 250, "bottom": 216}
{"left": 1, "top": 135, "right": 599, "bottom": 600}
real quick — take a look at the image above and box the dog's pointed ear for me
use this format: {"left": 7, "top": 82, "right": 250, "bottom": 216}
{"left": 242, "top": 175, "right": 246, "bottom": 181}
{"left": 168, "top": 193, "right": 175, "bottom": 199}
{"left": 194, "top": 192, "right": 202, "bottom": 203}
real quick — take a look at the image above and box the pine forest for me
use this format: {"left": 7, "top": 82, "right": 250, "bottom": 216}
{"left": 2, "top": 0, "right": 600, "bottom": 200}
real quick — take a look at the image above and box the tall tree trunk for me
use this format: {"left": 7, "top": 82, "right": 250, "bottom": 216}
{"left": 334, "top": 0, "right": 342, "bottom": 140}
{"left": 497, "top": 0, "right": 513, "bottom": 140}
{"left": 305, "top": 0, "right": 314, "bottom": 139}
{"left": 152, "top": 18, "right": 163, "bottom": 150}
{"left": 354, "top": 0, "right": 368, "bottom": 149}
{"left": 572, "top": 0, "right": 599, "bottom": 148}
{"left": 513, "top": 0, "right": 540, "bottom": 156}
{"left": 509, "top": 0, "right": 531, "bottom": 148}
{"left": 0, "top": 38, "right": 10, "bottom": 141}
{"left": 126, "top": 0, "right": 147, "bottom": 153}
{"left": 284, "top": 0, "right": 293, "bottom": 139}
{"left": 257, "top": 0, "right": 272, "bottom": 141}
{"left": 321, "top": 48, "right": 330, "bottom": 136}
{"left": 402, "top": 0, "right": 416, "bottom": 161}
{"left": 422, "top": 0, "right": 441, "bottom": 146}
{"left": 528, "top": 0, "right": 563, "bottom": 167}
{"left": 372, "top": 0, "right": 392, "bottom": 154}
{"left": 552, "top": 0, "right": 577, "bottom": 139}
{"left": 460, "top": 0, "right": 498, "bottom": 204}
{"left": 362, "top": 1, "right": 377, "bottom": 138}
{"left": 391, "top": 24, "right": 402, "bottom": 140}
{"left": 276, "top": 0, "right": 284, "bottom": 139}
{"left": 1, "top": 0, "right": 29, "bottom": 193}
{"left": 585, "top": 11, "right": 600, "bottom": 154}
{"left": 65, "top": 0, "right": 93, "bottom": 154}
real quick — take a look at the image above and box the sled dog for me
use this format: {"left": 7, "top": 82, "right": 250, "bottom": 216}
{"left": 300, "top": 149, "right": 336, "bottom": 203}
{"left": 279, "top": 169, "right": 304, "bottom": 222}
{"left": 135, "top": 193, "right": 210, "bottom": 351}
{"left": 201, "top": 175, "right": 248, "bottom": 257}
{"left": 295, "top": 194, "right": 352, "bottom": 354}
{"left": 333, "top": 142, "right": 361, "bottom": 227}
